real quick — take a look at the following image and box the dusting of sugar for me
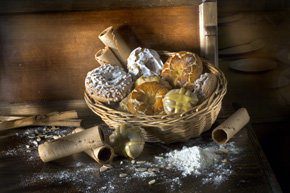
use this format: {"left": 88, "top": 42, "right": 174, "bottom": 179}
{"left": 1, "top": 125, "right": 242, "bottom": 191}
{"left": 161, "top": 146, "right": 221, "bottom": 176}
{"left": 156, "top": 141, "right": 241, "bottom": 185}
{"left": 127, "top": 47, "right": 163, "bottom": 79}
{"left": 85, "top": 64, "right": 133, "bottom": 102}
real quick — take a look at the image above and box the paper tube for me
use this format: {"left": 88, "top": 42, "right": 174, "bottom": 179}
{"left": 73, "top": 128, "right": 114, "bottom": 164}
{"left": 95, "top": 46, "right": 123, "bottom": 68}
{"left": 212, "top": 108, "right": 250, "bottom": 144}
{"left": 99, "top": 26, "right": 131, "bottom": 65}
{"left": 38, "top": 126, "right": 104, "bottom": 162}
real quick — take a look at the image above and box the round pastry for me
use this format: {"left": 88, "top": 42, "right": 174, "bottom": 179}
{"left": 85, "top": 64, "right": 133, "bottom": 103}
{"left": 128, "top": 82, "right": 169, "bottom": 115}
{"left": 109, "top": 124, "right": 145, "bottom": 159}
{"left": 135, "top": 76, "right": 171, "bottom": 89}
{"left": 163, "top": 88, "right": 198, "bottom": 114}
{"left": 161, "top": 51, "right": 203, "bottom": 90}
{"left": 127, "top": 47, "right": 163, "bottom": 79}
{"left": 193, "top": 73, "right": 217, "bottom": 102}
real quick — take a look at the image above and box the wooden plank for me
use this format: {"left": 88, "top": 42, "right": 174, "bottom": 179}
{"left": 0, "top": 6, "right": 200, "bottom": 102}
{"left": 0, "top": 110, "right": 78, "bottom": 131}
{"left": 247, "top": 125, "right": 283, "bottom": 193}
{"left": 0, "top": 119, "right": 282, "bottom": 192}
{"left": 0, "top": 0, "right": 202, "bottom": 14}
{"left": 199, "top": 2, "right": 218, "bottom": 66}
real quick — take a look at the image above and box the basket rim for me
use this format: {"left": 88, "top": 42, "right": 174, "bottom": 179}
{"left": 84, "top": 58, "right": 227, "bottom": 120}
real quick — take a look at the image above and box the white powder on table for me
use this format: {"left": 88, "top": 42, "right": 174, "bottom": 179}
{"left": 163, "top": 146, "right": 221, "bottom": 176}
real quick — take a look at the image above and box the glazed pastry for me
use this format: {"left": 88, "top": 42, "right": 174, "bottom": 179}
{"left": 127, "top": 47, "right": 163, "bottom": 79}
{"left": 128, "top": 82, "right": 169, "bottom": 115}
{"left": 193, "top": 73, "right": 217, "bottom": 101}
{"left": 109, "top": 124, "right": 145, "bottom": 159}
{"left": 85, "top": 64, "right": 133, "bottom": 103}
{"left": 119, "top": 95, "right": 129, "bottom": 112}
{"left": 163, "top": 88, "right": 198, "bottom": 114}
{"left": 161, "top": 51, "right": 203, "bottom": 90}
{"left": 135, "top": 76, "right": 171, "bottom": 89}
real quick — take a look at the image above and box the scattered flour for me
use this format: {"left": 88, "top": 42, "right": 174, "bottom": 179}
{"left": 157, "top": 142, "right": 241, "bottom": 185}
{"left": 163, "top": 146, "right": 221, "bottom": 176}
{"left": 1, "top": 125, "right": 242, "bottom": 192}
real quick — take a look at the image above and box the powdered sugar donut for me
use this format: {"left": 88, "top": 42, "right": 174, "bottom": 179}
{"left": 127, "top": 47, "right": 163, "bottom": 79}
{"left": 85, "top": 64, "right": 133, "bottom": 103}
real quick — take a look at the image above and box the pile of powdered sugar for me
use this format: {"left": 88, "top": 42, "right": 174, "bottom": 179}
{"left": 163, "top": 146, "right": 221, "bottom": 176}
{"left": 157, "top": 141, "right": 241, "bottom": 185}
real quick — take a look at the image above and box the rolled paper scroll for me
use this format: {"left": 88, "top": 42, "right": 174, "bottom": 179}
{"left": 99, "top": 26, "right": 131, "bottom": 66}
{"left": 73, "top": 128, "right": 114, "bottom": 164}
{"left": 95, "top": 46, "right": 123, "bottom": 68}
{"left": 38, "top": 126, "right": 104, "bottom": 162}
{"left": 212, "top": 108, "right": 250, "bottom": 144}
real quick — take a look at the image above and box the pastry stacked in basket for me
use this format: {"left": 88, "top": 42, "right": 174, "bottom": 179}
{"left": 84, "top": 26, "right": 226, "bottom": 143}
{"left": 85, "top": 46, "right": 217, "bottom": 116}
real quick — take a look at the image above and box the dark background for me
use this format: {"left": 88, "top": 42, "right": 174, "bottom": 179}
{"left": 0, "top": 0, "right": 289, "bottom": 192}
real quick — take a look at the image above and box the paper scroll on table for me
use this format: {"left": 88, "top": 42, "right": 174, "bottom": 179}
{"left": 212, "top": 108, "right": 250, "bottom": 144}
{"left": 72, "top": 127, "right": 114, "bottom": 164}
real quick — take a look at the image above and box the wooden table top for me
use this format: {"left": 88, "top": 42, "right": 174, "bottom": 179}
{"left": 0, "top": 100, "right": 282, "bottom": 193}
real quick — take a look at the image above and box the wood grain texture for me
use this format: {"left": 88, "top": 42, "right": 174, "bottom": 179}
{"left": 0, "top": 0, "right": 202, "bottom": 14}
{"left": 0, "top": 6, "right": 200, "bottom": 101}
{"left": 0, "top": 101, "right": 282, "bottom": 192}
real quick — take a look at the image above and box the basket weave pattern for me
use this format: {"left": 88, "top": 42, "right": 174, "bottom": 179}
{"left": 84, "top": 56, "right": 227, "bottom": 144}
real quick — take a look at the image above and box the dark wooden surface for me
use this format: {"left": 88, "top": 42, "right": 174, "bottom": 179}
{"left": 0, "top": 6, "right": 200, "bottom": 102}
{"left": 0, "top": 0, "right": 202, "bottom": 14}
{"left": 0, "top": 100, "right": 282, "bottom": 193}
{"left": 1, "top": 0, "right": 289, "bottom": 14}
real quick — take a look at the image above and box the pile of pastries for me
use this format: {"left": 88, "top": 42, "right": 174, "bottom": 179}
{"left": 85, "top": 47, "right": 217, "bottom": 115}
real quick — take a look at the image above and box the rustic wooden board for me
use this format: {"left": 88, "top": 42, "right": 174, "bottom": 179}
{"left": 0, "top": 6, "right": 200, "bottom": 102}
{"left": 0, "top": 0, "right": 202, "bottom": 14}
{"left": 0, "top": 106, "right": 282, "bottom": 193}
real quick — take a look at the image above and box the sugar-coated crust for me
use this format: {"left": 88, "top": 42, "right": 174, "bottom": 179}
{"left": 85, "top": 64, "right": 133, "bottom": 103}
{"left": 161, "top": 51, "right": 203, "bottom": 90}
{"left": 127, "top": 47, "right": 163, "bottom": 79}
{"left": 128, "top": 82, "right": 169, "bottom": 115}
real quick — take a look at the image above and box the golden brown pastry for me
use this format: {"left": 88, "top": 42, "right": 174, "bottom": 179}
{"left": 119, "top": 95, "right": 129, "bottom": 112}
{"left": 128, "top": 82, "right": 169, "bottom": 115}
{"left": 135, "top": 76, "right": 171, "bottom": 89}
{"left": 161, "top": 51, "right": 203, "bottom": 90}
{"left": 163, "top": 88, "right": 198, "bottom": 114}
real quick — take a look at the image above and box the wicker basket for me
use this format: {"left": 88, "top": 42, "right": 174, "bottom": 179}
{"left": 84, "top": 52, "right": 227, "bottom": 144}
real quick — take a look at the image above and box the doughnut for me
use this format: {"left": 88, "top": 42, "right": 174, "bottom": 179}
{"left": 193, "top": 73, "right": 217, "bottom": 102}
{"left": 161, "top": 51, "right": 203, "bottom": 90}
{"left": 127, "top": 47, "right": 163, "bottom": 79}
{"left": 163, "top": 88, "right": 198, "bottom": 114}
{"left": 85, "top": 64, "right": 133, "bottom": 103}
{"left": 135, "top": 76, "right": 171, "bottom": 89}
{"left": 127, "top": 82, "right": 169, "bottom": 115}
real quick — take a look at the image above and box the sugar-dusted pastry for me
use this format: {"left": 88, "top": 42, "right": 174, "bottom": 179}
{"left": 85, "top": 64, "right": 133, "bottom": 103}
{"left": 127, "top": 47, "right": 163, "bottom": 79}
{"left": 163, "top": 88, "right": 198, "bottom": 114}
{"left": 128, "top": 82, "right": 169, "bottom": 115}
{"left": 193, "top": 73, "right": 217, "bottom": 101}
{"left": 161, "top": 51, "right": 203, "bottom": 90}
{"left": 135, "top": 76, "right": 171, "bottom": 89}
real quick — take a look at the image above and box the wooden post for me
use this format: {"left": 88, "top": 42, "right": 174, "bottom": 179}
{"left": 199, "top": 1, "right": 218, "bottom": 67}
